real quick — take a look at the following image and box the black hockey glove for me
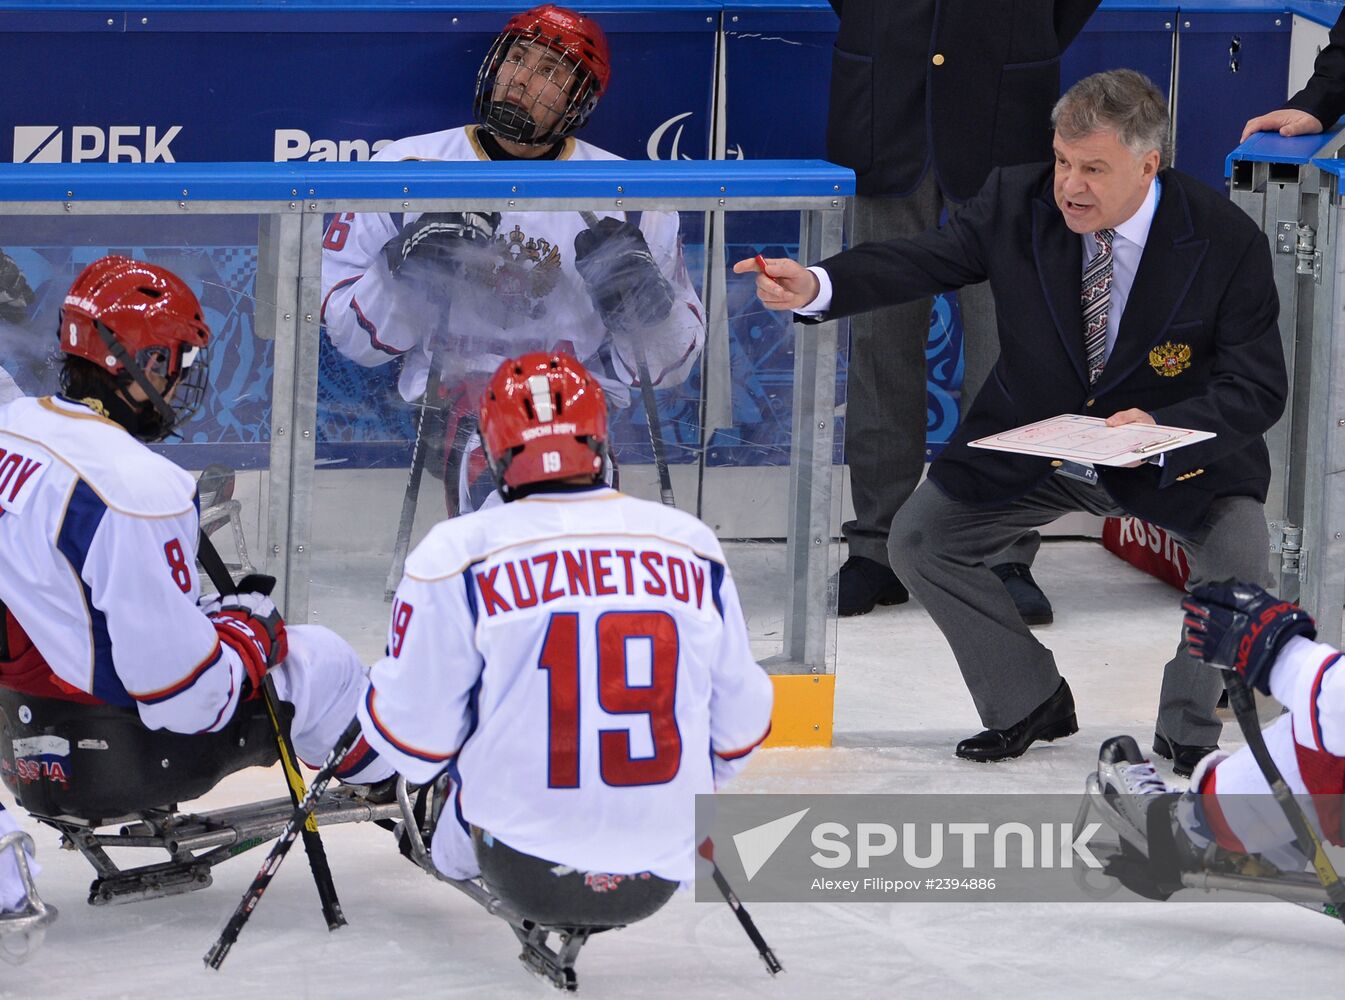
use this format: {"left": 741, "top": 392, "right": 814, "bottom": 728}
{"left": 573, "top": 218, "right": 676, "bottom": 334}
{"left": 382, "top": 212, "right": 501, "bottom": 277}
{"left": 1181, "top": 580, "right": 1316, "bottom": 695}
{"left": 0, "top": 250, "right": 34, "bottom": 324}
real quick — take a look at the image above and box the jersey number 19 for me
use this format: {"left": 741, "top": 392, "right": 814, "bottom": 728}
{"left": 538, "top": 610, "right": 681, "bottom": 789}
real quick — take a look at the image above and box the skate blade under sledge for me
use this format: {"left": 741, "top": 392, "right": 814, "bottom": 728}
{"left": 1075, "top": 775, "right": 1337, "bottom": 914}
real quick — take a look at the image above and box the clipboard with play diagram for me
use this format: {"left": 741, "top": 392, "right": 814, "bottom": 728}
{"left": 969, "top": 414, "right": 1215, "bottom": 466}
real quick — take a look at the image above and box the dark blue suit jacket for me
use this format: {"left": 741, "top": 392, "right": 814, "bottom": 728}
{"left": 826, "top": 0, "right": 1100, "bottom": 200}
{"left": 816, "top": 165, "right": 1287, "bottom": 535}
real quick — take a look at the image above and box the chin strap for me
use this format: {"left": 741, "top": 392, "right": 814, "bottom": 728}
{"left": 91, "top": 318, "right": 179, "bottom": 433}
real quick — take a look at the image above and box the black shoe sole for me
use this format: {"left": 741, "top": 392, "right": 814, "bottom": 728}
{"left": 1020, "top": 612, "right": 1054, "bottom": 627}
{"left": 838, "top": 586, "right": 909, "bottom": 617}
{"left": 955, "top": 714, "right": 1079, "bottom": 762}
{"left": 1152, "top": 736, "right": 1211, "bottom": 779}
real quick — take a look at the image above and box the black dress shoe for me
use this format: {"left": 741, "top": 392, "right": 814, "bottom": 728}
{"left": 992, "top": 562, "right": 1053, "bottom": 626}
{"left": 836, "top": 555, "right": 909, "bottom": 616}
{"left": 955, "top": 679, "right": 1078, "bottom": 762}
{"left": 1152, "top": 734, "right": 1218, "bottom": 779}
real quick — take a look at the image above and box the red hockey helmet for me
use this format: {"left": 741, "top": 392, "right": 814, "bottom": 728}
{"left": 60, "top": 255, "right": 211, "bottom": 435}
{"left": 473, "top": 4, "right": 612, "bottom": 146}
{"left": 479, "top": 352, "right": 608, "bottom": 497}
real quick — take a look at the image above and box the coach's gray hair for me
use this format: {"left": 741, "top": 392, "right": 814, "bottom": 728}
{"left": 1051, "top": 69, "right": 1172, "bottom": 167}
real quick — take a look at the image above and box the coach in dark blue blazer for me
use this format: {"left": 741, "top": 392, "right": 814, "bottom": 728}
{"left": 738, "top": 70, "right": 1286, "bottom": 775}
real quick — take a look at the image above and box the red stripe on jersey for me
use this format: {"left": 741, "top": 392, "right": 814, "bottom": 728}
{"left": 351, "top": 295, "right": 405, "bottom": 358}
{"left": 1198, "top": 768, "right": 1249, "bottom": 855}
{"left": 1292, "top": 722, "right": 1345, "bottom": 846}
{"left": 714, "top": 722, "right": 772, "bottom": 761}
{"left": 333, "top": 735, "right": 375, "bottom": 777}
{"left": 130, "top": 640, "right": 225, "bottom": 705}
{"left": 365, "top": 685, "right": 456, "bottom": 765}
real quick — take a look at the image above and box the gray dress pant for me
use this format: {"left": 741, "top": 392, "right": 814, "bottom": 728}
{"left": 889, "top": 474, "right": 1273, "bottom": 746}
{"left": 844, "top": 174, "right": 1035, "bottom": 569}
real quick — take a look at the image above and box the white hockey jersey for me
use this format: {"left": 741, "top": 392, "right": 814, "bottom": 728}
{"left": 0, "top": 396, "right": 248, "bottom": 733}
{"left": 320, "top": 125, "right": 704, "bottom": 407}
{"left": 358, "top": 487, "right": 773, "bottom": 881}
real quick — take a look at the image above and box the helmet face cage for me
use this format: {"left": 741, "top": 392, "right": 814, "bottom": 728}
{"left": 480, "top": 352, "right": 609, "bottom": 496}
{"left": 473, "top": 5, "right": 610, "bottom": 146}
{"left": 134, "top": 340, "right": 210, "bottom": 427}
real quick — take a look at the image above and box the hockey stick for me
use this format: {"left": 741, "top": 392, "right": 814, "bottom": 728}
{"left": 384, "top": 367, "right": 445, "bottom": 600}
{"left": 578, "top": 209, "right": 676, "bottom": 508}
{"left": 196, "top": 531, "right": 346, "bottom": 932}
{"left": 1223, "top": 672, "right": 1345, "bottom": 925}
{"left": 697, "top": 839, "right": 783, "bottom": 975}
{"left": 204, "top": 717, "right": 363, "bottom": 970}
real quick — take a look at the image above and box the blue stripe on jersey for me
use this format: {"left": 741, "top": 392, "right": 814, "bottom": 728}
{"left": 445, "top": 671, "right": 485, "bottom": 840}
{"left": 56, "top": 480, "right": 131, "bottom": 707}
{"left": 709, "top": 560, "right": 725, "bottom": 620}
{"left": 463, "top": 566, "right": 480, "bottom": 626}
{"left": 134, "top": 644, "right": 225, "bottom": 705}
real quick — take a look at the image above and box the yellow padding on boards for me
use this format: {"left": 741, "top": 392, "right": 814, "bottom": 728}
{"left": 764, "top": 674, "right": 834, "bottom": 748}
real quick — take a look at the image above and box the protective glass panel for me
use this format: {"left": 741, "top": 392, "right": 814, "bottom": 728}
{"left": 304, "top": 204, "right": 842, "bottom": 675}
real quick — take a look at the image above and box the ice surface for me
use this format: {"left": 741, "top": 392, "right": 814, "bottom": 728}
{"left": 4, "top": 541, "right": 1342, "bottom": 999}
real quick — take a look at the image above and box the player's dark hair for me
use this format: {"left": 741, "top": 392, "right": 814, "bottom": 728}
{"left": 58, "top": 353, "right": 117, "bottom": 401}
{"left": 58, "top": 353, "right": 172, "bottom": 441}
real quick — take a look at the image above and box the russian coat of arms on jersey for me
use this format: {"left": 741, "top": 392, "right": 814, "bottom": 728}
{"left": 489, "top": 224, "right": 564, "bottom": 321}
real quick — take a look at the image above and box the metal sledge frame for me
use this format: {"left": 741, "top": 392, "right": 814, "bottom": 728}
{"left": 33, "top": 788, "right": 399, "bottom": 907}
{"left": 1073, "top": 772, "right": 1341, "bottom": 916}
{"left": 0, "top": 829, "right": 58, "bottom": 965}
{"left": 392, "top": 776, "right": 612, "bottom": 992}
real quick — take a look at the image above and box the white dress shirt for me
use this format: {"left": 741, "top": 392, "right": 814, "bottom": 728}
{"left": 800, "top": 176, "right": 1163, "bottom": 356}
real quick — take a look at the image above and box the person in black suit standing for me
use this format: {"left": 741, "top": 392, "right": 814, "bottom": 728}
{"left": 1241, "top": 9, "right": 1345, "bottom": 141}
{"left": 826, "top": 0, "right": 1099, "bottom": 620}
{"left": 738, "top": 70, "right": 1287, "bottom": 775}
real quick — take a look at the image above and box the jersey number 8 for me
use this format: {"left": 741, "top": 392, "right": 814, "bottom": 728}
{"left": 538, "top": 610, "right": 681, "bottom": 789}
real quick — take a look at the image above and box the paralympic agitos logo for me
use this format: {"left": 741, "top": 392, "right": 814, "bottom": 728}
{"left": 646, "top": 112, "right": 744, "bottom": 161}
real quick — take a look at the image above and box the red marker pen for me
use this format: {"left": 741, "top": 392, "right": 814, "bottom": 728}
{"left": 754, "top": 253, "right": 769, "bottom": 276}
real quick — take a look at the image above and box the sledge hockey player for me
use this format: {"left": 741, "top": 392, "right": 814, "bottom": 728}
{"left": 0, "top": 256, "right": 393, "bottom": 866}
{"left": 320, "top": 3, "right": 704, "bottom": 511}
{"left": 357, "top": 352, "right": 772, "bottom": 965}
{"left": 1091, "top": 580, "right": 1344, "bottom": 899}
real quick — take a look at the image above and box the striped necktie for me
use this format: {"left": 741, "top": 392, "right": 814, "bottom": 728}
{"left": 1081, "top": 228, "right": 1115, "bottom": 385}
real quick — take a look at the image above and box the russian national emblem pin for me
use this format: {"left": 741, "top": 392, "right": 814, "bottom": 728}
{"left": 1148, "top": 342, "right": 1191, "bottom": 377}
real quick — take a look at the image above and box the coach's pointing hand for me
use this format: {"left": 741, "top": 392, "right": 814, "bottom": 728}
{"left": 732, "top": 256, "right": 821, "bottom": 312}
